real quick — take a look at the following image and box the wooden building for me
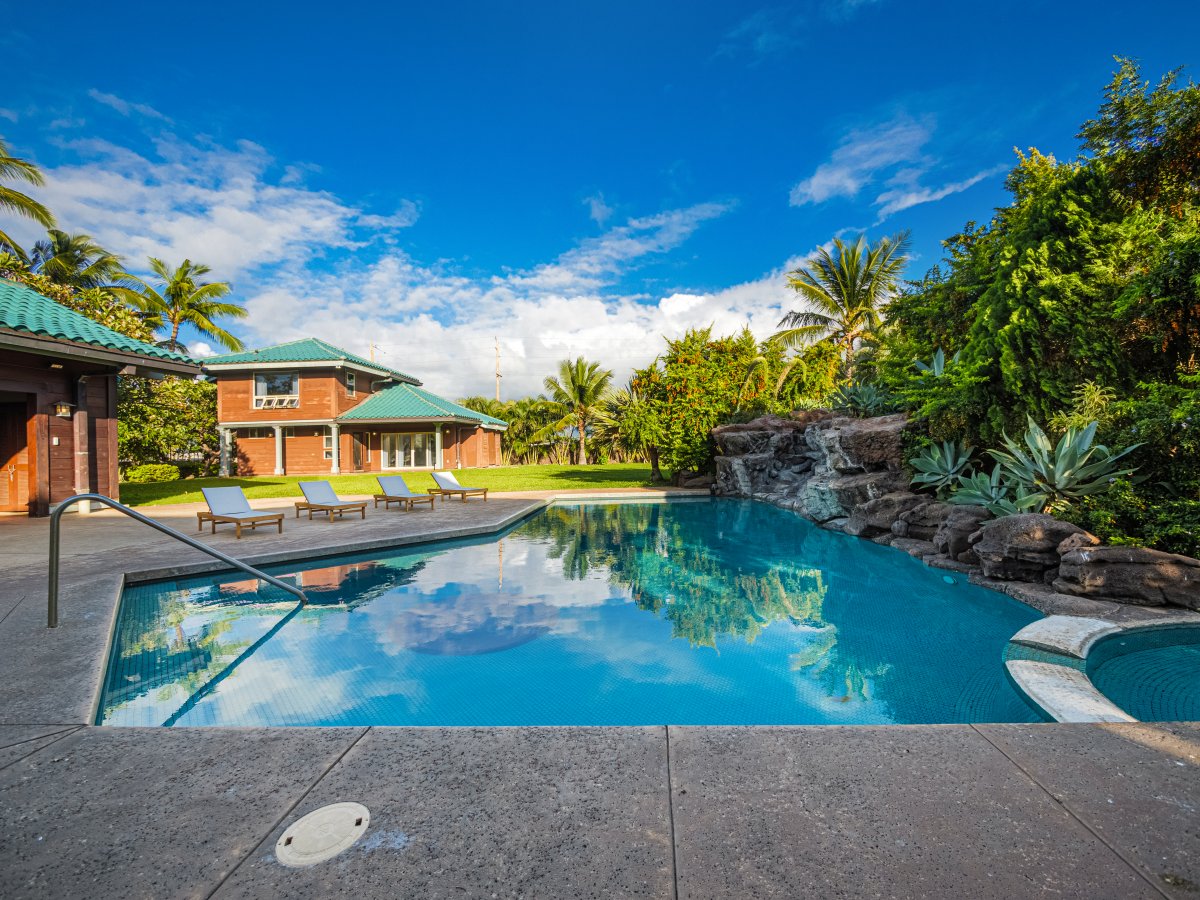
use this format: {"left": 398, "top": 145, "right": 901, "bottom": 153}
{"left": 204, "top": 338, "right": 507, "bottom": 476}
{"left": 0, "top": 279, "right": 199, "bottom": 515}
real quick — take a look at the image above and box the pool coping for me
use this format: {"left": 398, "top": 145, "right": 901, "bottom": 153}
{"left": 1005, "top": 614, "right": 1200, "bottom": 723}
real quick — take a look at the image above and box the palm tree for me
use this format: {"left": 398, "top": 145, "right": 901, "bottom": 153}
{"left": 30, "top": 230, "right": 129, "bottom": 290}
{"left": 117, "top": 258, "right": 245, "bottom": 353}
{"left": 0, "top": 137, "right": 55, "bottom": 258}
{"left": 773, "top": 232, "right": 910, "bottom": 377}
{"left": 593, "top": 380, "right": 665, "bottom": 479}
{"left": 538, "top": 357, "right": 614, "bottom": 465}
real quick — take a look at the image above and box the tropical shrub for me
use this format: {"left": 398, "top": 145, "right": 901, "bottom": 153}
{"left": 831, "top": 382, "right": 895, "bottom": 418}
{"left": 913, "top": 347, "right": 959, "bottom": 377}
{"left": 950, "top": 464, "right": 1044, "bottom": 516}
{"left": 988, "top": 417, "right": 1140, "bottom": 514}
{"left": 909, "top": 440, "right": 972, "bottom": 498}
{"left": 123, "top": 463, "right": 180, "bottom": 484}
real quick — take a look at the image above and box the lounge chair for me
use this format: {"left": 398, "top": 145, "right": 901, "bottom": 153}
{"left": 374, "top": 475, "right": 436, "bottom": 511}
{"left": 198, "top": 487, "right": 284, "bottom": 539}
{"left": 430, "top": 470, "right": 489, "bottom": 502}
{"left": 295, "top": 481, "right": 369, "bottom": 521}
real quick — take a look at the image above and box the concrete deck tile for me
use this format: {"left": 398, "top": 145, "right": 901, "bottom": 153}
{"left": 0, "top": 726, "right": 365, "bottom": 900}
{"left": 669, "top": 725, "right": 1154, "bottom": 899}
{"left": 976, "top": 722, "right": 1200, "bottom": 897}
{"left": 0, "top": 726, "right": 79, "bottom": 770}
{"left": 213, "top": 726, "right": 674, "bottom": 900}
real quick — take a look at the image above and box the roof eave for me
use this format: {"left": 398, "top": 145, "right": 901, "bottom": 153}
{"left": 0, "top": 328, "right": 201, "bottom": 376}
{"left": 202, "top": 359, "right": 420, "bottom": 384}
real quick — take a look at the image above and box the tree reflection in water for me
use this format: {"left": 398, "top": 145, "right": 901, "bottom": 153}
{"left": 521, "top": 501, "right": 891, "bottom": 705}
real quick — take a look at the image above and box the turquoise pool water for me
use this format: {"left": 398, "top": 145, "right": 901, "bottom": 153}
{"left": 97, "top": 499, "right": 1042, "bottom": 727}
{"left": 1088, "top": 627, "right": 1200, "bottom": 722}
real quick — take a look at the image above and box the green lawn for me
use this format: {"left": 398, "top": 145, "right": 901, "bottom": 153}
{"left": 119, "top": 463, "right": 657, "bottom": 507}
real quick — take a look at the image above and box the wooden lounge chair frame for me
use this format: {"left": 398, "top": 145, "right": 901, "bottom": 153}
{"left": 198, "top": 487, "right": 285, "bottom": 539}
{"left": 430, "top": 471, "right": 489, "bottom": 502}
{"left": 296, "top": 481, "right": 369, "bottom": 522}
{"left": 373, "top": 476, "right": 436, "bottom": 511}
{"left": 294, "top": 500, "right": 368, "bottom": 521}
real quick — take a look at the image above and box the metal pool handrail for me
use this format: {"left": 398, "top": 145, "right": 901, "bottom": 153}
{"left": 47, "top": 493, "right": 307, "bottom": 628}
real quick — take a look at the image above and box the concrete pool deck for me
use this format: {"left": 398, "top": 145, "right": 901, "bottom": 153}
{"left": 0, "top": 490, "right": 1197, "bottom": 898}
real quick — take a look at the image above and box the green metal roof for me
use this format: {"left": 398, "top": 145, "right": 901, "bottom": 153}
{"left": 0, "top": 278, "right": 196, "bottom": 365}
{"left": 204, "top": 338, "right": 418, "bottom": 383}
{"left": 339, "top": 382, "right": 507, "bottom": 428}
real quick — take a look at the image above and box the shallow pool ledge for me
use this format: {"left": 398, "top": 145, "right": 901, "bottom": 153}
{"left": 1006, "top": 614, "right": 1200, "bottom": 723}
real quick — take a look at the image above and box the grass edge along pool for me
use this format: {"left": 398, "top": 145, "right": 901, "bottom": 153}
{"left": 98, "top": 499, "right": 1043, "bottom": 727}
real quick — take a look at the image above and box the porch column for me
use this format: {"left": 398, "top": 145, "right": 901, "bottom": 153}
{"left": 219, "top": 428, "right": 233, "bottom": 477}
{"left": 435, "top": 426, "right": 443, "bottom": 470}
{"left": 273, "top": 425, "right": 285, "bottom": 475}
{"left": 330, "top": 423, "right": 341, "bottom": 474}
{"left": 72, "top": 376, "right": 93, "bottom": 513}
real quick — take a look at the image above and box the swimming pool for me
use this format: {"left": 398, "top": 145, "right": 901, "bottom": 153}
{"left": 97, "top": 499, "right": 1043, "bottom": 727}
{"left": 1087, "top": 626, "right": 1200, "bottom": 722}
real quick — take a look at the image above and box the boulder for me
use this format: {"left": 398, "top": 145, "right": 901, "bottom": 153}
{"left": 682, "top": 474, "right": 714, "bottom": 489}
{"left": 1054, "top": 546, "right": 1200, "bottom": 609}
{"left": 804, "top": 414, "right": 908, "bottom": 473}
{"left": 801, "top": 469, "right": 909, "bottom": 523}
{"left": 931, "top": 506, "right": 992, "bottom": 559}
{"left": 892, "top": 501, "right": 953, "bottom": 540}
{"left": 969, "top": 514, "right": 1089, "bottom": 583}
{"left": 1057, "top": 531, "right": 1101, "bottom": 556}
{"left": 844, "top": 491, "right": 927, "bottom": 537}
{"left": 892, "top": 538, "right": 938, "bottom": 559}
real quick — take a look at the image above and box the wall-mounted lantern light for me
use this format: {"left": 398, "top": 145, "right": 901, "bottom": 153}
{"left": 54, "top": 400, "right": 75, "bottom": 418}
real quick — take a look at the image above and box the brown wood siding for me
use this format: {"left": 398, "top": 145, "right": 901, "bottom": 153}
{"left": 0, "top": 350, "right": 125, "bottom": 514}
{"left": 217, "top": 369, "right": 379, "bottom": 423}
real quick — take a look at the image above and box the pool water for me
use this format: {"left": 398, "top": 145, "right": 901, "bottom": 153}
{"left": 1088, "top": 627, "right": 1200, "bottom": 722}
{"left": 98, "top": 499, "right": 1042, "bottom": 727}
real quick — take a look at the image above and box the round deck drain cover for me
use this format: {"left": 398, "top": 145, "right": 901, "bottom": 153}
{"left": 275, "top": 802, "right": 370, "bottom": 867}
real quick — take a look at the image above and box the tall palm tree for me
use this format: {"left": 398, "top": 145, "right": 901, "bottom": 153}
{"left": 773, "top": 232, "right": 910, "bottom": 377}
{"left": 0, "top": 137, "right": 54, "bottom": 258}
{"left": 30, "top": 230, "right": 129, "bottom": 290}
{"left": 117, "top": 258, "right": 245, "bottom": 353}
{"left": 538, "top": 357, "right": 614, "bottom": 465}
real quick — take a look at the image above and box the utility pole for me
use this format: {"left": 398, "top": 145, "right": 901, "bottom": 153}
{"left": 494, "top": 337, "right": 502, "bottom": 402}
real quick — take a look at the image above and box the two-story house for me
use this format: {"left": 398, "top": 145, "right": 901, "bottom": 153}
{"left": 204, "top": 338, "right": 506, "bottom": 476}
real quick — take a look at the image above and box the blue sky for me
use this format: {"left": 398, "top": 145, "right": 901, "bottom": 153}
{"left": 3, "top": 0, "right": 1198, "bottom": 396}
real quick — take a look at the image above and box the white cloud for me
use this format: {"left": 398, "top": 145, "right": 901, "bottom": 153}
{"left": 873, "top": 163, "right": 1008, "bottom": 221}
{"left": 16, "top": 120, "right": 805, "bottom": 400}
{"left": 790, "top": 112, "right": 1003, "bottom": 222}
{"left": 790, "top": 114, "right": 933, "bottom": 206}
{"left": 239, "top": 240, "right": 807, "bottom": 398}
{"left": 583, "top": 192, "right": 614, "bottom": 225}
{"left": 189, "top": 341, "right": 217, "bottom": 358}
{"left": 716, "top": 9, "right": 803, "bottom": 61}
{"left": 0, "top": 108, "right": 17, "bottom": 123}
{"left": 87, "top": 88, "right": 169, "bottom": 122}
{"left": 8, "top": 134, "right": 419, "bottom": 281}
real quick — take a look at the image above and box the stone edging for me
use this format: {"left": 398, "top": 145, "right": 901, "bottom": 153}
{"left": 1003, "top": 615, "right": 1200, "bottom": 723}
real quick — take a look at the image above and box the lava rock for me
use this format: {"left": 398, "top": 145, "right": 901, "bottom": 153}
{"left": 801, "top": 469, "right": 909, "bottom": 523}
{"left": 969, "top": 514, "right": 1088, "bottom": 583}
{"left": 804, "top": 414, "right": 908, "bottom": 473}
{"left": 892, "top": 501, "right": 953, "bottom": 540}
{"left": 932, "top": 506, "right": 993, "bottom": 559}
{"left": 1056, "top": 531, "right": 1102, "bottom": 556}
{"left": 1054, "top": 546, "right": 1200, "bottom": 609}
{"left": 844, "top": 491, "right": 927, "bottom": 537}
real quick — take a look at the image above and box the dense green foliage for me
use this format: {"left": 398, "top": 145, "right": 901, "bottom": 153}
{"left": 118, "top": 377, "right": 220, "bottom": 474}
{"left": 122, "top": 463, "right": 182, "bottom": 484}
{"left": 865, "top": 59, "right": 1200, "bottom": 554}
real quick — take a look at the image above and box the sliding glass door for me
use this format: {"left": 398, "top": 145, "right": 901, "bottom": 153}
{"left": 381, "top": 432, "right": 437, "bottom": 468}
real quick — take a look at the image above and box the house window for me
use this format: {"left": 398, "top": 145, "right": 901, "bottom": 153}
{"left": 381, "top": 432, "right": 436, "bottom": 469}
{"left": 323, "top": 427, "right": 334, "bottom": 460}
{"left": 253, "top": 372, "right": 299, "bottom": 409}
{"left": 239, "top": 427, "right": 291, "bottom": 439}
{"left": 345, "top": 371, "right": 356, "bottom": 398}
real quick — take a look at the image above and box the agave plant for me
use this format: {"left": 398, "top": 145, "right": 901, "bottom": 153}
{"left": 949, "top": 464, "right": 1045, "bottom": 516}
{"left": 989, "top": 417, "right": 1141, "bottom": 513}
{"left": 913, "top": 347, "right": 961, "bottom": 377}
{"left": 909, "top": 440, "right": 972, "bottom": 498}
{"left": 831, "top": 382, "right": 894, "bottom": 417}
